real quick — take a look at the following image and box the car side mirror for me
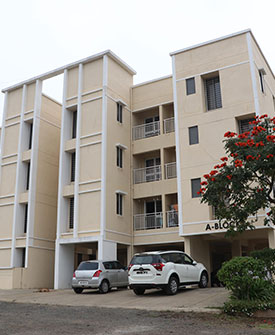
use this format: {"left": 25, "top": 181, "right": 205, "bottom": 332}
{"left": 192, "top": 261, "right": 197, "bottom": 265}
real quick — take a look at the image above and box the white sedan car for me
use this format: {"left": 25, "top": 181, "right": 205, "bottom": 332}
{"left": 128, "top": 251, "right": 208, "bottom": 295}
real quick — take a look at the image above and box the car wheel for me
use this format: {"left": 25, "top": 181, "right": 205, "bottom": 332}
{"left": 166, "top": 276, "right": 179, "bottom": 295}
{"left": 199, "top": 271, "right": 208, "bottom": 288}
{"left": 99, "top": 280, "right": 109, "bottom": 294}
{"left": 133, "top": 288, "right": 145, "bottom": 295}
{"left": 73, "top": 288, "right": 83, "bottom": 294}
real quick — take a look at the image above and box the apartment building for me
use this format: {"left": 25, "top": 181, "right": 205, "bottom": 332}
{"left": 0, "top": 29, "right": 274, "bottom": 289}
{"left": 0, "top": 82, "right": 61, "bottom": 288}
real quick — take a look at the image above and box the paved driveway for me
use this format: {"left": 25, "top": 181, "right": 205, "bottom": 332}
{"left": 0, "top": 287, "right": 229, "bottom": 313}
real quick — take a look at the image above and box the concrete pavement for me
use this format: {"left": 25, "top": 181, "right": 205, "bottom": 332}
{"left": 0, "top": 287, "right": 229, "bottom": 313}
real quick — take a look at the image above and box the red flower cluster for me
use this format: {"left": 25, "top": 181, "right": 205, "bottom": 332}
{"left": 203, "top": 174, "right": 210, "bottom": 179}
{"left": 255, "top": 141, "right": 264, "bottom": 147}
{"left": 220, "top": 162, "right": 227, "bottom": 168}
{"left": 210, "top": 170, "right": 218, "bottom": 176}
{"left": 234, "top": 159, "right": 243, "bottom": 167}
{"left": 247, "top": 139, "right": 255, "bottom": 147}
{"left": 259, "top": 114, "right": 268, "bottom": 119}
{"left": 224, "top": 131, "right": 237, "bottom": 138}
{"left": 267, "top": 154, "right": 274, "bottom": 159}
{"left": 266, "top": 135, "right": 275, "bottom": 142}
{"left": 231, "top": 153, "right": 238, "bottom": 157}
{"left": 246, "top": 155, "right": 254, "bottom": 161}
{"left": 200, "top": 181, "right": 208, "bottom": 186}
{"left": 220, "top": 157, "right": 228, "bottom": 162}
{"left": 226, "top": 175, "right": 232, "bottom": 180}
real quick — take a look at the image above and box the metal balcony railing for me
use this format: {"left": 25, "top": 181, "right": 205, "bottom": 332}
{"left": 134, "top": 212, "right": 163, "bottom": 231}
{"left": 165, "top": 162, "right": 177, "bottom": 179}
{"left": 163, "top": 117, "right": 175, "bottom": 134}
{"left": 133, "top": 165, "right": 161, "bottom": 184}
{"left": 166, "top": 210, "right": 179, "bottom": 227}
{"left": 132, "top": 121, "right": 160, "bottom": 141}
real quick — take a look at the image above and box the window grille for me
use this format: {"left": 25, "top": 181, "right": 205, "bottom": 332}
{"left": 205, "top": 76, "right": 222, "bottom": 110}
{"left": 71, "top": 152, "right": 76, "bottom": 182}
{"left": 238, "top": 118, "right": 254, "bottom": 134}
{"left": 69, "top": 198, "right": 74, "bottom": 229}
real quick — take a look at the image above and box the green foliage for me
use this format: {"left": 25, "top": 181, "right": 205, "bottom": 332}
{"left": 200, "top": 115, "right": 275, "bottom": 235}
{"left": 251, "top": 247, "right": 275, "bottom": 279}
{"left": 223, "top": 298, "right": 275, "bottom": 317}
{"left": 217, "top": 257, "right": 274, "bottom": 301}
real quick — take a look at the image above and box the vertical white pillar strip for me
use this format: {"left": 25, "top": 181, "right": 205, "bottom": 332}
{"left": 25, "top": 79, "right": 42, "bottom": 267}
{"left": 0, "top": 92, "right": 8, "bottom": 184}
{"left": 171, "top": 56, "right": 183, "bottom": 236}
{"left": 11, "top": 84, "right": 27, "bottom": 267}
{"left": 74, "top": 64, "right": 83, "bottom": 238}
{"left": 55, "top": 70, "right": 68, "bottom": 289}
{"left": 246, "top": 32, "right": 260, "bottom": 116}
{"left": 99, "top": 55, "right": 108, "bottom": 258}
{"left": 56, "top": 69, "right": 68, "bottom": 239}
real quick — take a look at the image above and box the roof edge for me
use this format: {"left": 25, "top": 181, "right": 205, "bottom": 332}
{"left": 2, "top": 50, "right": 136, "bottom": 93}
{"left": 169, "top": 29, "right": 251, "bottom": 56}
{"left": 132, "top": 74, "right": 172, "bottom": 88}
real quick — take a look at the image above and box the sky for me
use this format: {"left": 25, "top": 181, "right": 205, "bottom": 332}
{"left": 0, "top": 0, "right": 275, "bottom": 123}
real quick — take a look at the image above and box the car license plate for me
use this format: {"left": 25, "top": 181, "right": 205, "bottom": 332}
{"left": 79, "top": 281, "right": 88, "bottom": 285}
{"left": 137, "top": 271, "right": 147, "bottom": 274}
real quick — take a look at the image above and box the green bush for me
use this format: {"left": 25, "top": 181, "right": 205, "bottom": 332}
{"left": 223, "top": 298, "right": 275, "bottom": 317}
{"left": 251, "top": 247, "right": 275, "bottom": 279}
{"left": 217, "top": 256, "right": 274, "bottom": 301}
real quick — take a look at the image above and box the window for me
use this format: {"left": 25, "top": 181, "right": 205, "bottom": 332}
{"left": 117, "top": 103, "right": 123, "bottom": 123}
{"left": 205, "top": 76, "right": 222, "bottom": 110}
{"left": 72, "top": 110, "right": 77, "bottom": 139}
{"left": 191, "top": 178, "right": 201, "bottom": 198}
{"left": 117, "top": 147, "right": 123, "bottom": 168}
{"left": 186, "top": 77, "right": 196, "bottom": 95}
{"left": 69, "top": 198, "right": 74, "bottom": 229}
{"left": 21, "top": 248, "right": 26, "bottom": 268}
{"left": 71, "top": 152, "right": 76, "bottom": 182}
{"left": 238, "top": 118, "right": 254, "bottom": 134}
{"left": 28, "top": 122, "right": 33, "bottom": 150}
{"left": 189, "top": 126, "right": 199, "bottom": 145}
{"left": 26, "top": 162, "right": 30, "bottom": 190}
{"left": 259, "top": 69, "right": 265, "bottom": 93}
{"left": 145, "top": 116, "right": 160, "bottom": 137}
{"left": 116, "top": 193, "right": 123, "bottom": 215}
{"left": 24, "top": 204, "right": 28, "bottom": 233}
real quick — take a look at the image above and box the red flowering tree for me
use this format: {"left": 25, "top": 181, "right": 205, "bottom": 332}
{"left": 200, "top": 114, "right": 275, "bottom": 234}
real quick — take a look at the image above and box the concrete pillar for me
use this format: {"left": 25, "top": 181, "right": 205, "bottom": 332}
{"left": 54, "top": 242, "right": 75, "bottom": 289}
{"left": 268, "top": 229, "right": 275, "bottom": 249}
{"left": 98, "top": 240, "right": 117, "bottom": 260}
{"left": 162, "top": 193, "right": 167, "bottom": 228}
{"left": 232, "top": 240, "right": 242, "bottom": 257}
{"left": 159, "top": 105, "right": 164, "bottom": 135}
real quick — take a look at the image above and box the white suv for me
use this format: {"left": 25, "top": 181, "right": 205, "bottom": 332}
{"left": 128, "top": 251, "right": 208, "bottom": 295}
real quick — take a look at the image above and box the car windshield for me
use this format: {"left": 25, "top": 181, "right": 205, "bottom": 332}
{"left": 77, "top": 262, "right": 98, "bottom": 271}
{"left": 131, "top": 254, "right": 164, "bottom": 265}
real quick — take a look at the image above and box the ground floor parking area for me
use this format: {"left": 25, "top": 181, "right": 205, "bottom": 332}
{"left": 0, "top": 287, "right": 229, "bottom": 312}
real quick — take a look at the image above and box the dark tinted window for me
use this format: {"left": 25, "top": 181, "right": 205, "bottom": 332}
{"left": 114, "top": 261, "right": 124, "bottom": 269}
{"left": 103, "top": 261, "right": 117, "bottom": 270}
{"left": 130, "top": 254, "right": 163, "bottom": 265}
{"left": 186, "top": 77, "right": 195, "bottom": 95}
{"left": 191, "top": 178, "right": 201, "bottom": 198}
{"left": 77, "top": 262, "right": 98, "bottom": 270}
{"left": 170, "top": 253, "right": 184, "bottom": 264}
{"left": 189, "top": 126, "right": 199, "bottom": 145}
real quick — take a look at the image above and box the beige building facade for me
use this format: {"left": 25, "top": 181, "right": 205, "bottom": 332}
{"left": 0, "top": 29, "right": 274, "bottom": 289}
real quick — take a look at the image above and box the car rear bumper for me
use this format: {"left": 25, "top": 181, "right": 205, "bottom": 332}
{"left": 129, "top": 283, "right": 166, "bottom": 290}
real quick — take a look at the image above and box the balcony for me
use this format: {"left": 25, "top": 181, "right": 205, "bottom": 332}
{"left": 164, "top": 117, "right": 175, "bottom": 134}
{"left": 133, "top": 165, "right": 161, "bottom": 184}
{"left": 132, "top": 121, "right": 160, "bottom": 141}
{"left": 166, "top": 210, "right": 178, "bottom": 227}
{"left": 134, "top": 212, "right": 163, "bottom": 231}
{"left": 165, "top": 162, "right": 177, "bottom": 179}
